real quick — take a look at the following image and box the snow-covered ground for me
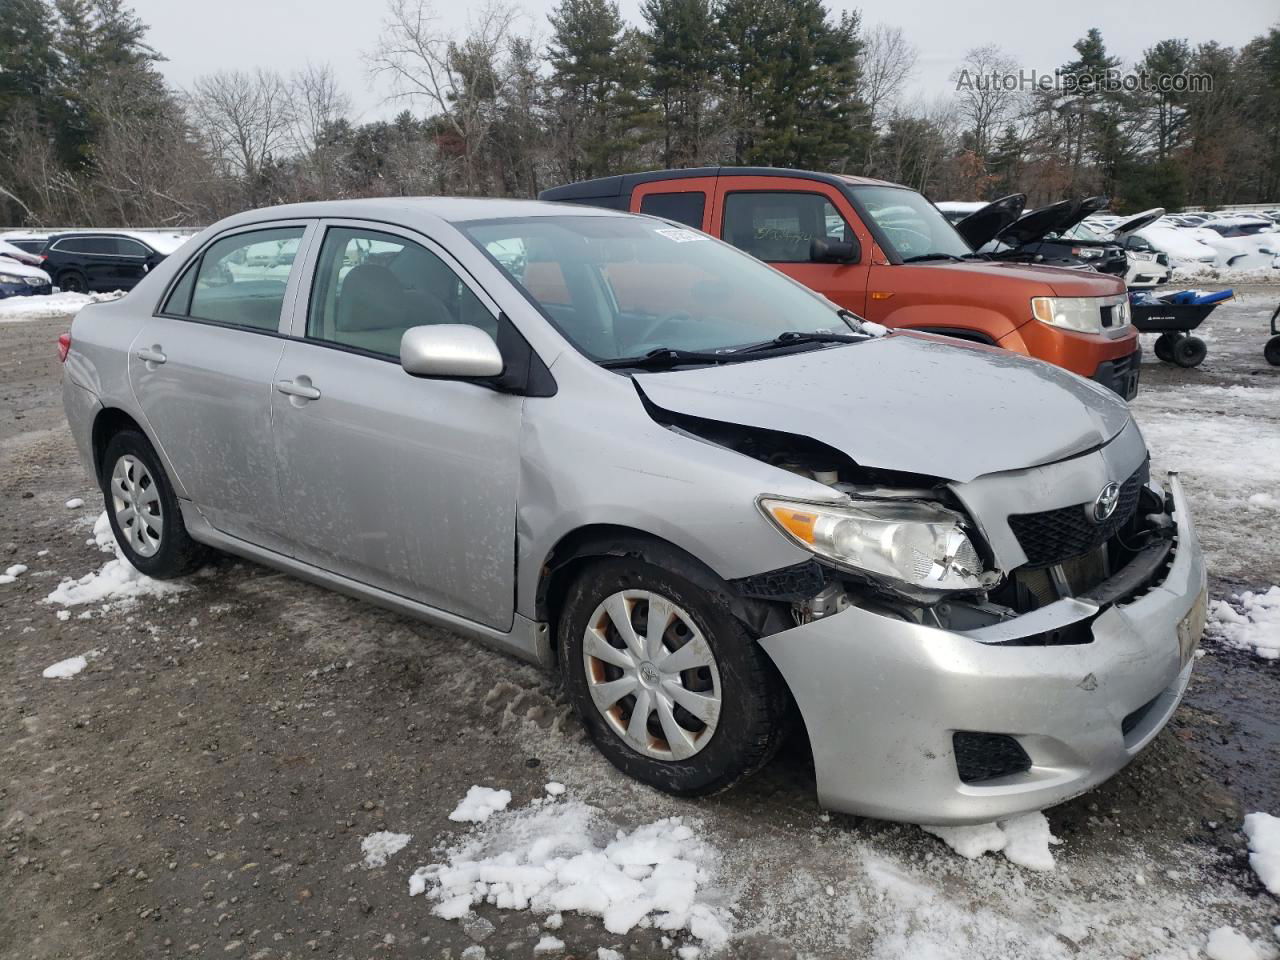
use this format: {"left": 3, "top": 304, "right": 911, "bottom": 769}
{"left": 0, "top": 289, "right": 123, "bottom": 322}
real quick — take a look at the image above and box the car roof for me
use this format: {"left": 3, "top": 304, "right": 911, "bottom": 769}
{"left": 539, "top": 166, "right": 902, "bottom": 203}
{"left": 214, "top": 197, "right": 625, "bottom": 231}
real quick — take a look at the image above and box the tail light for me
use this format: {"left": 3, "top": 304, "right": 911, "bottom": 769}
{"left": 57, "top": 332, "right": 71, "bottom": 363}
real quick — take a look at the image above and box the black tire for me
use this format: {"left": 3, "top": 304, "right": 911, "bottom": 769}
{"left": 1153, "top": 332, "right": 1178, "bottom": 363}
{"left": 1265, "top": 335, "right": 1280, "bottom": 367}
{"left": 1172, "top": 335, "right": 1207, "bottom": 368}
{"left": 559, "top": 557, "right": 788, "bottom": 797}
{"left": 100, "top": 429, "right": 210, "bottom": 578}
{"left": 58, "top": 270, "right": 88, "bottom": 294}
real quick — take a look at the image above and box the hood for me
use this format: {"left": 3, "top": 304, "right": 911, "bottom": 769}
{"left": 634, "top": 334, "right": 1132, "bottom": 484}
{"left": 0, "top": 239, "right": 42, "bottom": 265}
{"left": 1109, "top": 208, "right": 1165, "bottom": 239}
{"left": 918, "top": 258, "right": 1126, "bottom": 296}
{"left": 954, "top": 194, "right": 1026, "bottom": 249}
{"left": 998, "top": 196, "right": 1108, "bottom": 247}
{"left": 0, "top": 257, "right": 51, "bottom": 282}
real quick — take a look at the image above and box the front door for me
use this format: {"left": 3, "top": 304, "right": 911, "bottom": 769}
{"left": 128, "top": 222, "right": 313, "bottom": 553}
{"left": 270, "top": 221, "right": 521, "bottom": 630}
{"left": 713, "top": 178, "right": 872, "bottom": 316}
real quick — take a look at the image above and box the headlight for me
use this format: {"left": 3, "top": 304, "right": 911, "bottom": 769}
{"left": 0, "top": 273, "right": 30, "bottom": 285}
{"left": 760, "top": 497, "right": 988, "bottom": 594}
{"left": 1031, "top": 296, "right": 1103, "bottom": 333}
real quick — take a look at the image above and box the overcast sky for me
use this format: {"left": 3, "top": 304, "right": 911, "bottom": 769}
{"left": 129, "top": 0, "right": 1278, "bottom": 124}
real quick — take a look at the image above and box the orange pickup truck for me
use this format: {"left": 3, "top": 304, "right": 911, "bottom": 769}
{"left": 540, "top": 167, "right": 1140, "bottom": 399}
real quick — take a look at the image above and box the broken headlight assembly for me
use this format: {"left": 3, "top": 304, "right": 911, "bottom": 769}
{"left": 759, "top": 497, "right": 996, "bottom": 595}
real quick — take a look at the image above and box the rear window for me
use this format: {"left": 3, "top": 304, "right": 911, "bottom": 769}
{"left": 639, "top": 192, "right": 706, "bottom": 229}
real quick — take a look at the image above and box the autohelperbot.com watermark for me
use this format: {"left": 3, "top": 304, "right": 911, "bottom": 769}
{"left": 955, "top": 67, "right": 1213, "bottom": 95}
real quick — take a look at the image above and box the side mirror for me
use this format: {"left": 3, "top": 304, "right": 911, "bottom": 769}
{"left": 810, "top": 237, "right": 860, "bottom": 264}
{"left": 400, "top": 324, "right": 504, "bottom": 379}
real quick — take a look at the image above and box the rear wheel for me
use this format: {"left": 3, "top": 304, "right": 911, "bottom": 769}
{"left": 560, "top": 558, "right": 788, "bottom": 797}
{"left": 1172, "top": 335, "right": 1207, "bottom": 368}
{"left": 100, "top": 430, "right": 210, "bottom": 578}
{"left": 58, "top": 270, "right": 88, "bottom": 294}
{"left": 1153, "top": 332, "right": 1178, "bottom": 363}
{"left": 1265, "top": 335, "right": 1280, "bottom": 367}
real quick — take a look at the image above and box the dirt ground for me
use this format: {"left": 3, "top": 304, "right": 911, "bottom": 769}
{"left": 2, "top": 289, "right": 1278, "bottom": 960}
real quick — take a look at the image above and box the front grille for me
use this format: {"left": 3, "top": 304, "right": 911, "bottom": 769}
{"left": 1008, "top": 469, "right": 1143, "bottom": 567}
{"left": 953, "top": 732, "right": 1032, "bottom": 784}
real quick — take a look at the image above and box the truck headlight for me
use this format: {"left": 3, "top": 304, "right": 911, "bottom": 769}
{"left": 760, "top": 497, "right": 988, "bottom": 593}
{"left": 1031, "top": 296, "right": 1104, "bottom": 333}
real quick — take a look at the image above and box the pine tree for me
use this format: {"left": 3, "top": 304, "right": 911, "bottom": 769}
{"left": 642, "top": 0, "right": 720, "bottom": 168}
{"left": 547, "top": 0, "right": 657, "bottom": 181}
{"left": 0, "top": 0, "right": 60, "bottom": 124}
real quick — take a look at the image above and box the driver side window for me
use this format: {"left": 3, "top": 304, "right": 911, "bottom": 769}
{"left": 722, "top": 192, "right": 852, "bottom": 263}
{"left": 307, "top": 226, "right": 495, "bottom": 359}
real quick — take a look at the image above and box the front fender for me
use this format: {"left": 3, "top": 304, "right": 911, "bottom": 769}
{"left": 879, "top": 303, "right": 1022, "bottom": 343}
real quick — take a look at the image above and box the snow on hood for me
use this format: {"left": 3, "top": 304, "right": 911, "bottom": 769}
{"left": 0, "top": 258, "right": 51, "bottom": 283}
{"left": 635, "top": 334, "right": 1133, "bottom": 484}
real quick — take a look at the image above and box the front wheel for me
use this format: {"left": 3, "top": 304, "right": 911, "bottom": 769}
{"left": 1154, "top": 332, "right": 1178, "bottom": 363}
{"left": 100, "top": 430, "right": 210, "bottom": 578}
{"left": 560, "top": 558, "right": 788, "bottom": 797}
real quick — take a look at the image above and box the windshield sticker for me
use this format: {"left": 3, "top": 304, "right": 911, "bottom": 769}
{"left": 654, "top": 227, "right": 701, "bottom": 243}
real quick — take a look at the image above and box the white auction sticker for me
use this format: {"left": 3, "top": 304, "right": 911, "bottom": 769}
{"left": 654, "top": 228, "right": 701, "bottom": 243}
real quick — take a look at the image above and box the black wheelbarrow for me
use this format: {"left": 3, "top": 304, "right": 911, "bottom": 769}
{"left": 1130, "top": 289, "right": 1232, "bottom": 368}
{"left": 1267, "top": 303, "right": 1280, "bottom": 366}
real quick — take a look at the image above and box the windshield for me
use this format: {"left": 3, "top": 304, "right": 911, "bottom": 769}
{"left": 850, "top": 185, "right": 974, "bottom": 260}
{"left": 1054, "top": 223, "right": 1104, "bottom": 242}
{"left": 462, "top": 215, "right": 856, "bottom": 362}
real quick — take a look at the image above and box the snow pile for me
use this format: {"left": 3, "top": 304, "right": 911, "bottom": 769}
{"left": 922, "top": 812, "right": 1060, "bottom": 871}
{"left": 0, "top": 563, "right": 29, "bottom": 584}
{"left": 90, "top": 510, "right": 115, "bottom": 552}
{"left": 1243, "top": 813, "right": 1280, "bottom": 896}
{"left": 46, "top": 512, "right": 187, "bottom": 612}
{"left": 65, "top": 497, "right": 84, "bottom": 509}
{"left": 1205, "top": 926, "right": 1268, "bottom": 960}
{"left": 410, "top": 796, "right": 730, "bottom": 952}
{"left": 1208, "top": 588, "right": 1280, "bottom": 659}
{"left": 533, "top": 936, "right": 564, "bottom": 954}
{"left": 449, "top": 785, "right": 513, "bottom": 823}
{"left": 361, "top": 831, "right": 412, "bottom": 869}
{"left": 42, "top": 653, "right": 93, "bottom": 679}
{"left": 0, "top": 289, "right": 123, "bottom": 322}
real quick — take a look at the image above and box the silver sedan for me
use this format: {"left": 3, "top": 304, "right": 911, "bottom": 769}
{"left": 60, "top": 199, "right": 1206, "bottom": 824}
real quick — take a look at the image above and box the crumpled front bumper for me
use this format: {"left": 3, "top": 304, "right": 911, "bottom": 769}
{"left": 758, "top": 473, "right": 1206, "bottom": 825}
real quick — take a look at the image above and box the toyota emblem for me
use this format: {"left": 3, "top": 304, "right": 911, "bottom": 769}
{"left": 1093, "top": 482, "right": 1121, "bottom": 522}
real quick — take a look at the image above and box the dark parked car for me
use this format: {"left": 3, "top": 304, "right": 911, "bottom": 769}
{"left": 40, "top": 232, "right": 186, "bottom": 293}
{"left": 1, "top": 236, "right": 51, "bottom": 256}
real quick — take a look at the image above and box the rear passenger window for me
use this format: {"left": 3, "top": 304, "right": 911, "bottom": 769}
{"left": 306, "top": 227, "right": 495, "bottom": 359}
{"left": 57, "top": 237, "right": 114, "bottom": 255}
{"left": 722, "top": 192, "right": 851, "bottom": 263}
{"left": 182, "top": 227, "right": 305, "bottom": 332}
{"left": 639, "top": 192, "right": 706, "bottom": 229}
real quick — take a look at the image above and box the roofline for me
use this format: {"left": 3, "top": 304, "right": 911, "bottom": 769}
{"left": 538, "top": 167, "right": 907, "bottom": 203}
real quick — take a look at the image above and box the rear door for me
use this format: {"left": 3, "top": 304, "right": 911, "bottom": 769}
{"left": 712, "top": 177, "right": 872, "bottom": 316}
{"left": 269, "top": 220, "right": 522, "bottom": 629}
{"left": 112, "top": 237, "right": 153, "bottom": 289}
{"left": 631, "top": 178, "right": 716, "bottom": 232}
{"left": 128, "top": 221, "right": 315, "bottom": 554}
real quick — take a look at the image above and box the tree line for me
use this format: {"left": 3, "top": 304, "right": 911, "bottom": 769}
{"left": 1, "top": 0, "right": 1278, "bottom": 227}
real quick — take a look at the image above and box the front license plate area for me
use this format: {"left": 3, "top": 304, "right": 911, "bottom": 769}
{"left": 1178, "top": 587, "right": 1207, "bottom": 665}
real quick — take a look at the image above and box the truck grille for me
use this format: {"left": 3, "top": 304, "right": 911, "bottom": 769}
{"left": 1008, "top": 469, "right": 1143, "bottom": 567}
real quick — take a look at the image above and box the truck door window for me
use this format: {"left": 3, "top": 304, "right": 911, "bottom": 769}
{"left": 722, "top": 192, "right": 850, "bottom": 263}
{"left": 639, "top": 191, "right": 706, "bottom": 229}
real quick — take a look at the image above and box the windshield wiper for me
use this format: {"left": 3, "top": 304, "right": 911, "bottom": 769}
{"left": 734, "top": 330, "right": 867, "bottom": 355}
{"left": 901, "top": 253, "right": 965, "bottom": 263}
{"left": 598, "top": 347, "right": 740, "bottom": 370}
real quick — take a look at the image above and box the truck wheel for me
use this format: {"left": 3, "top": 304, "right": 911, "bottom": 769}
{"left": 1265, "top": 336, "right": 1280, "bottom": 367}
{"left": 559, "top": 558, "right": 787, "bottom": 797}
{"left": 1172, "top": 336, "right": 1207, "bottom": 368}
{"left": 100, "top": 430, "right": 210, "bottom": 578}
{"left": 1153, "top": 333, "right": 1178, "bottom": 363}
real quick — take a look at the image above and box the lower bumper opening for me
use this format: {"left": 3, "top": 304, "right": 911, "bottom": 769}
{"left": 953, "top": 731, "right": 1032, "bottom": 784}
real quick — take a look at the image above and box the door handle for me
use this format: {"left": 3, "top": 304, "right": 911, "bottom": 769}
{"left": 276, "top": 377, "right": 321, "bottom": 401}
{"left": 137, "top": 346, "right": 166, "bottom": 365}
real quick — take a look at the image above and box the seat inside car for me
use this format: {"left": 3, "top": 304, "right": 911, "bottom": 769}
{"left": 335, "top": 262, "right": 451, "bottom": 356}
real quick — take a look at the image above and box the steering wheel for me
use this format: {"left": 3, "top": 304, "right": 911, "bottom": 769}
{"left": 628, "top": 312, "right": 694, "bottom": 348}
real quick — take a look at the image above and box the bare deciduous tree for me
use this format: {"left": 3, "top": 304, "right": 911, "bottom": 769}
{"left": 288, "top": 62, "right": 352, "bottom": 197}
{"left": 189, "top": 68, "right": 294, "bottom": 185}
{"left": 368, "top": 0, "right": 525, "bottom": 194}
{"left": 951, "top": 44, "right": 1023, "bottom": 161}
